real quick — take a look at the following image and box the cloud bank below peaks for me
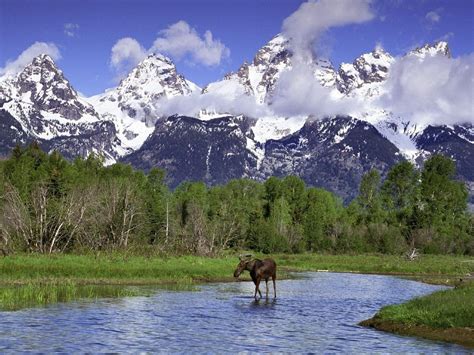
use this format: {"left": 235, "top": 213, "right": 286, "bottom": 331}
{"left": 154, "top": 87, "right": 272, "bottom": 119}
{"left": 379, "top": 53, "right": 474, "bottom": 126}
{"left": 270, "top": 63, "right": 362, "bottom": 119}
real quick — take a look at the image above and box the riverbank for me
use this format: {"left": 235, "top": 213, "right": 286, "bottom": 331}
{"left": 360, "top": 281, "right": 474, "bottom": 348}
{"left": 0, "top": 253, "right": 472, "bottom": 310}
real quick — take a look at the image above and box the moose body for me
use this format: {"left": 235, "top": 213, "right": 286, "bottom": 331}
{"left": 234, "top": 256, "right": 277, "bottom": 300}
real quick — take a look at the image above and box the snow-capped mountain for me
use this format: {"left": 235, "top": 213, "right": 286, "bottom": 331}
{"left": 122, "top": 115, "right": 259, "bottom": 186}
{"left": 125, "top": 114, "right": 404, "bottom": 202}
{"left": 336, "top": 40, "right": 461, "bottom": 163}
{"left": 122, "top": 37, "right": 472, "bottom": 201}
{"left": 0, "top": 54, "right": 119, "bottom": 161}
{"left": 336, "top": 47, "right": 394, "bottom": 96}
{"left": 89, "top": 53, "right": 200, "bottom": 154}
{"left": 202, "top": 34, "right": 336, "bottom": 107}
{"left": 0, "top": 36, "right": 471, "bottom": 202}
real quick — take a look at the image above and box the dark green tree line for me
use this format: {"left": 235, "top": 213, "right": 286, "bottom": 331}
{"left": 0, "top": 144, "right": 471, "bottom": 256}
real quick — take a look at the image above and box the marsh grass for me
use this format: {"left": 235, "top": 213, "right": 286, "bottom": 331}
{"left": 376, "top": 281, "right": 474, "bottom": 329}
{"left": 0, "top": 281, "right": 138, "bottom": 311}
{"left": 0, "top": 254, "right": 238, "bottom": 284}
{"left": 0, "top": 255, "right": 239, "bottom": 310}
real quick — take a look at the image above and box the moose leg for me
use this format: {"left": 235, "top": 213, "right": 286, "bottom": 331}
{"left": 265, "top": 279, "right": 269, "bottom": 299}
{"left": 272, "top": 275, "right": 277, "bottom": 298}
{"left": 254, "top": 278, "right": 262, "bottom": 300}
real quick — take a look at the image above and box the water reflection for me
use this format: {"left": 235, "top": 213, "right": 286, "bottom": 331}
{"left": 0, "top": 272, "right": 469, "bottom": 353}
{"left": 251, "top": 298, "right": 277, "bottom": 307}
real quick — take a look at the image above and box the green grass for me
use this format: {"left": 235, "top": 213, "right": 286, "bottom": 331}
{"left": 274, "top": 253, "right": 474, "bottom": 276}
{"left": 376, "top": 282, "right": 474, "bottom": 329}
{"left": 0, "top": 281, "right": 138, "bottom": 311}
{"left": 1, "top": 253, "right": 472, "bottom": 285}
{"left": 0, "top": 254, "right": 238, "bottom": 285}
{"left": 0, "top": 253, "right": 472, "bottom": 311}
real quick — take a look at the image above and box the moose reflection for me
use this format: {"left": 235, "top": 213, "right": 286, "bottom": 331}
{"left": 233, "top": 254, "right": 277, "bottom": 300}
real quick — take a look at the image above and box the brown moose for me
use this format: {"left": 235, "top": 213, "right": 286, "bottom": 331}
{"left": 233, "top": 254, "right": 277, "bottom": 300}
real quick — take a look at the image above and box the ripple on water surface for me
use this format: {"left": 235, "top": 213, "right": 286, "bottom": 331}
{"left": 0, "top": 272, "right": 470, "bottom": 353}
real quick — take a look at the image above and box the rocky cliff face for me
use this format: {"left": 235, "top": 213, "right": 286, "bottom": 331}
{"left": 336, "top": 47, "right": 394, "bottom": 95}
{"left": 260, "top": 116, "right": 403, "bottom": 201}
{"left": 122, "top": 115, "right": 258, "bottom": 187}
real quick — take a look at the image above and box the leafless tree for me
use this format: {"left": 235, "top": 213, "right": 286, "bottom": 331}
{"left": 0, "top": 182, "right": 91, "bottom": 253}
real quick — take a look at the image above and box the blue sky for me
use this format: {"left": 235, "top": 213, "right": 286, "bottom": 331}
{"left": 1, "top": 0, "right": 473, "bottom": 96}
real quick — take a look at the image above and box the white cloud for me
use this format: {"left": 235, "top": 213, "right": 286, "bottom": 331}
{"left": 110, "top": 21, "right": 230, "bottom": 75}
{"left": 64, "top": 23, "right": 80, "bottom": 37}
{"left": 0, "top": 42, "right": 61, "bottom": 77}
{"left": 425, "top": 10, "right": 441, "bottom": 24}
{"left": 110, "top": 37, "right": 147, "bottom": 75}
{"left": 379, "top": 54, "right": 474, "bottom": 125}
{"left": 437, "top": 32, "right": 454, "bottom": 42}
{"left": 154, "top": 50, "right": 474, "bottom": 128}
{"left": 282, "top": 0, "right": 375, "bottom": 59}
{"left": 107, "top": 0, "right": 471, "bottom": 129}
{"left": 269, "top": 62, "right": 362, "bottom": 118}
{"left": 154, "top": 89, "right": 271, "bottom": 119}
{"left": 151, "top": 21, "right": 230, "bottom": 66}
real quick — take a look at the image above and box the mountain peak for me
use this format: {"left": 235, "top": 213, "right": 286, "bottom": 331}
{"left": 253, "top": 33, "right": 290, "bottom": 67}
{"left": 20, "top": 54, "right": 63, "bottom": 83}
{"left": 408, "top": 41, "right": 451, "bottom": 58}
{"left": 90, "top": 49, "right": 199, "bottom": 150}
{"left": 31, "top": 53, "right": 56, "bottom": 65}
{"left": 337, "top": 47, "right": 394, "bottom": 94}
{"left": 117, "top": 52, "right": 192, "bottom": 95}
{"left": 267, "top": 33, "right": 289, "bottom": 46}
{"left": 13, "top": 54, "right": 97, "bottom": 120}
{"left": 139, "top": 53, "right": 174, "bottom": 68}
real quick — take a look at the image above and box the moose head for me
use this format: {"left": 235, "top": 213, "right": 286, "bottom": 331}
{"left": 233, "top": 254, "right": 253, "bottom": 278}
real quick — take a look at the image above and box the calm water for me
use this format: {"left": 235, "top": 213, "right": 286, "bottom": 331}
{"left": 0, "top": 272, "right": 469, "bottom": 353}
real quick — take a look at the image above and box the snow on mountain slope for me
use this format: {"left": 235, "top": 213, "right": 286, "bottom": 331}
{"left": 203, "top": 34, "right": 337, "bottom": 106}
{"left": 408, "top": 41, "right": 451, "bottom": 59}
{"left": 89, "top": 53, "right": 200, "bottom": 154}
{"left": 0, "top": 54, "right": 120, "bottom": 162}
{"left": 197, "top": 37, "right": 465, "bottom": 167}
{"left": 339, "top": 41, "right": 459, "bottom": 162}
{"left": 203, "top": 34, "right": 290, "bottom": 104}
{"left": 337, "top": 47, "right": 394, "bottom": 97}
{"left": 1, "top": 55, "right": 99, "bottom": 139}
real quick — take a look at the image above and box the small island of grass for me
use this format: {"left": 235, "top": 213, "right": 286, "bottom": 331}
{"left": 360, "top": 280, "right": 474, "bottom": 348}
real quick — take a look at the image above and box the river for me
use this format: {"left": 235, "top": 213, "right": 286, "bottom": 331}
{"left": 0, "top": 272, "right": 469, "bottom": 352}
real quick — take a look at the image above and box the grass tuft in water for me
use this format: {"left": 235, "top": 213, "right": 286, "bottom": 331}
{"left": 0, "top": 281, "right": 137, "bottom": 311}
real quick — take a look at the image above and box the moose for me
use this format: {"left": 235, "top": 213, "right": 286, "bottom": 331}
{"left": 233, "top": 254, "right": 277, "bottom": 300}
